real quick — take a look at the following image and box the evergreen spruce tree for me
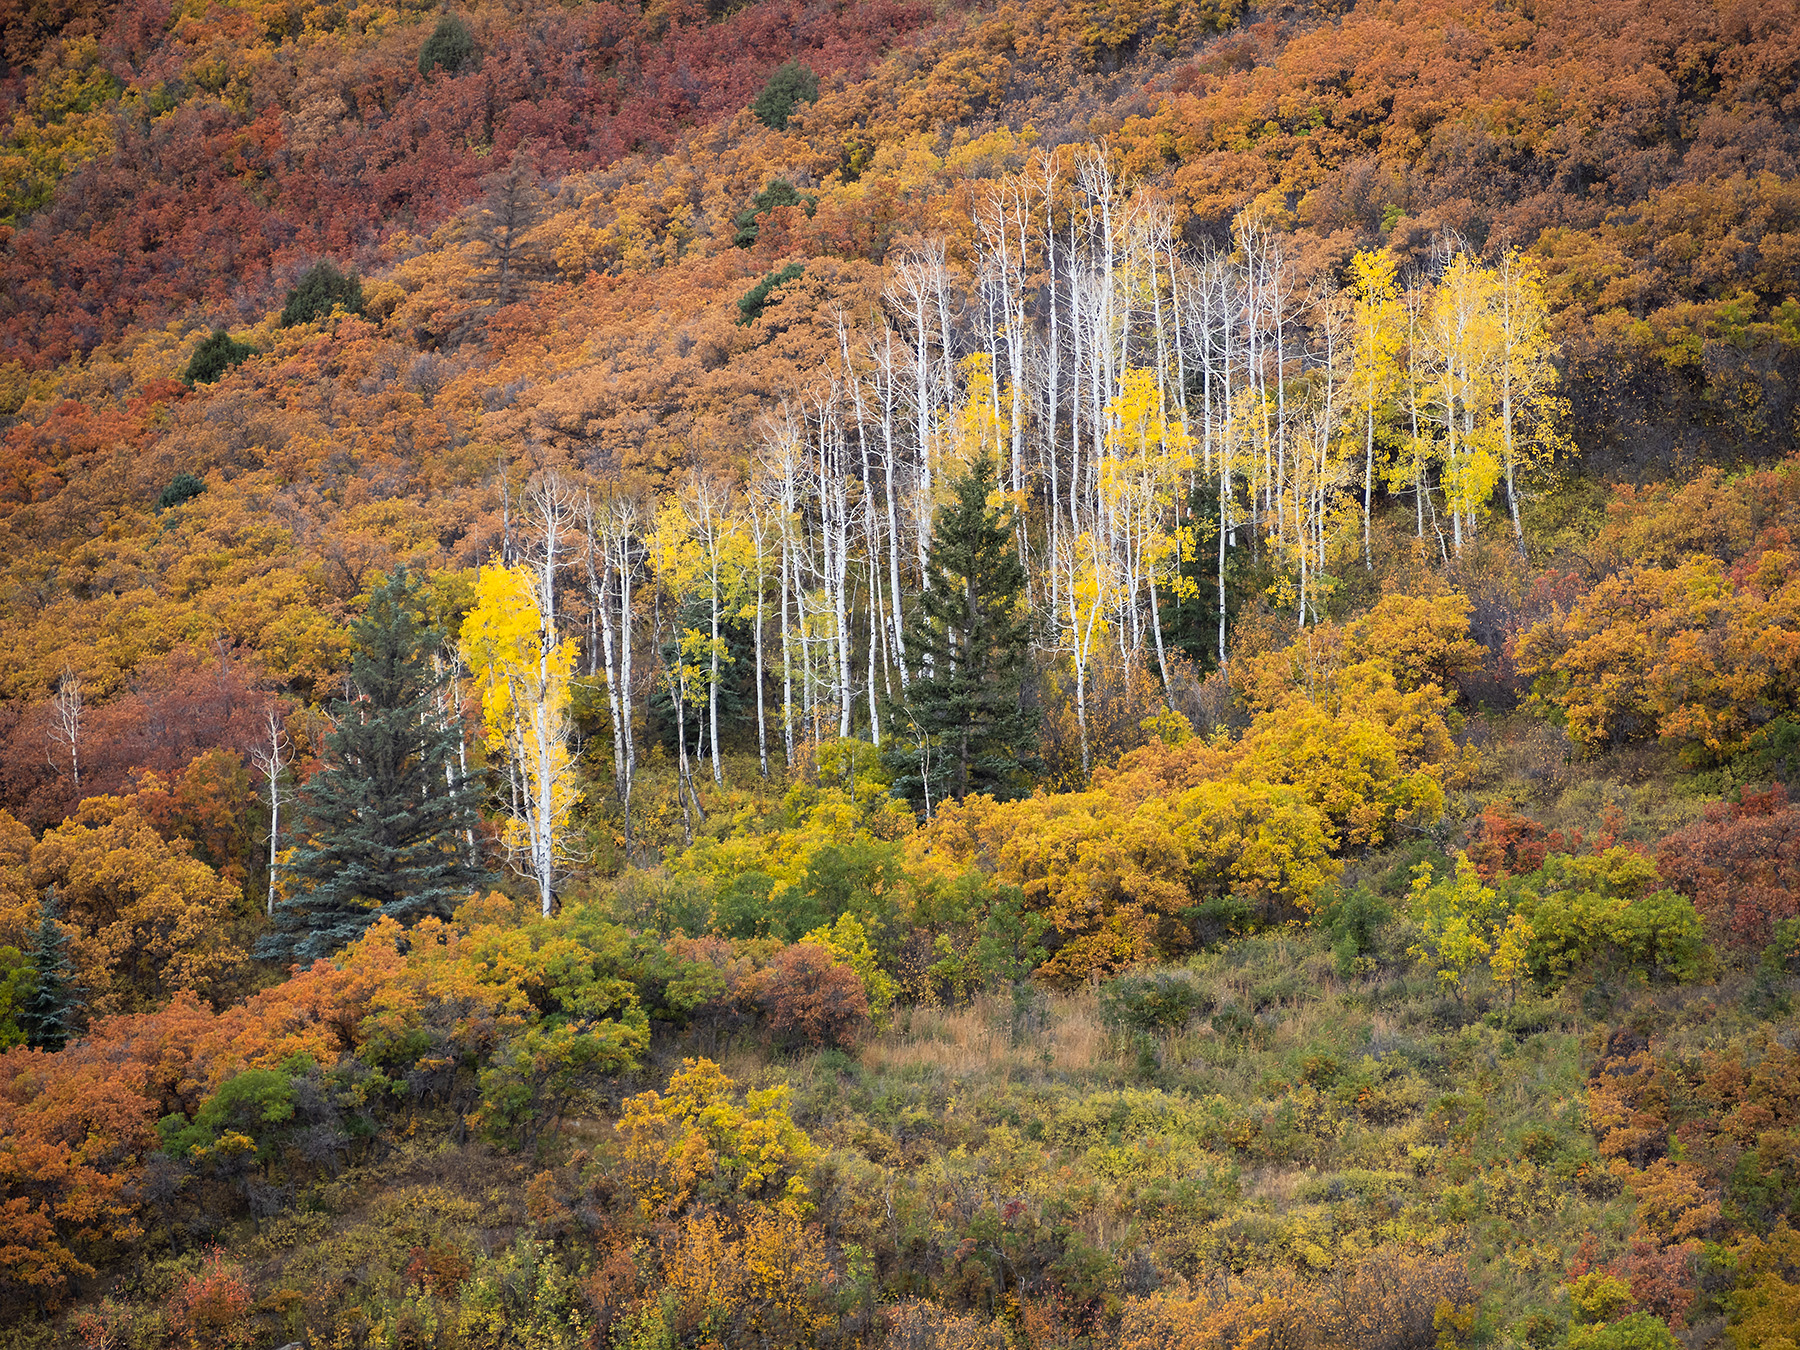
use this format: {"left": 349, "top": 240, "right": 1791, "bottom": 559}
{"left": 260, "top": 570, "right": 485, "bottom": 964}
{"left": 20, "top": 889, "right": 81, "bottom": 1052}
{"left": 278, "top": 261, "right": 364, "bottom": 328}
{"left": 750, "top": 60, "right": 818, "bottom": 131}
{"left": 884, "top": 451, "right": 1040, "bottom": 812}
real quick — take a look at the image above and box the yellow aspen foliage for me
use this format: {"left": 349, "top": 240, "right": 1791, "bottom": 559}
{"left": 1426, "top": 253, "right": 1505, "bottom": 533}
{"left": 460, "top": 564, "right": 580, "bottom": 916}
{"left": 949, "top": 353, "right": 1009, "bottom": 474}
{"left": 1492, "top": 247, "right": 1567, "bottom": 543}
{"left": 1104, "top": 366, "right": 1196, "bottom": 616}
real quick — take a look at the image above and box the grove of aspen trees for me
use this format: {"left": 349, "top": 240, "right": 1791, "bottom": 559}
{"left": 2, "top": 0, "right": 1799, "bottom": 1347}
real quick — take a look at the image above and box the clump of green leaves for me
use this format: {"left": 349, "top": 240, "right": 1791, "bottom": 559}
{"left": 419, "top": 14, "right": 477, "bottom": 77}
{"left": 1505, "top": 848, "right": 1710, "bottom": 985}
{"left": 1099, "top": 969, "right": 1216, "bottom": 1035}
{"left": 158, "top": 1067, "right": 297, "bottom": 1162}
{"left": 1405, "top": 853, "right": 1501, "bottom": 1002}
{"left": 737, "top": 262, "right": 804, "bottom": 324}
{"left": 156, "top": 471, "right": 207, "bottom": 511}
{"left": 280, "top": 260, "right": 365, "bottom": 328}
{"left": 751, "top": 59, "right": 818, "bottom": 131}
{"left": 184, "top": 329, "right": 255, "bottom": 385}
{"left": 0, "top": 946, "right": 31, "bottom": 1048}
{"left": 1747, "top": 914, "right": 1800, "bottom": 1014}
{"left": 733, "top": 179, "right": 814, "bottom": 248}
{"left": 1317, "top": 884, "right": 1390, "bottom": 975}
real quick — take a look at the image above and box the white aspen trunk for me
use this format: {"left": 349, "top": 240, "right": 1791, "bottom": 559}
{"left": 780, "top": 523, "right": 794, "bottom": 767}
{"left": 617, "top": 516, "right": 636, "bottom": 836}
{"left": 1405, "top": 287, "right": 1427, "bottom": 541}
{"left": 451, "top": 656, "right": 475, "bottom": 853}
{"left": 1218, "top": 259, "right": 1238, "bottom": 670}
{"left": 1272, "top": 245, "right": 1290, "bottom": 548}
{"left": 1364, "top": 397, "right": 1376, "bottom": 571}
{"left": 585, "top": 494, "right": 629, "bottom": 812}
{"left": 266, "top": 768, "right": 279, "bottom": 916}
{"left": 1148, "top": 561, "right": 1172, "bottom": 696}
{"left": 673, "top": 664, "right": 693, "bottom": 845}
{"left": 749, "top": 503, "right": 770, "bottom": 778}
{"left": 873, "top": 329, "right": 910, "bottom": 683}
{"left": 253, "top": 707, "right": 290, "bottom": 918}
{"left": 865, "top": 541, "right": 881, "bottom": 745}
{"left": 49, "top": 673, "right": 82, "bottom": 790}
{"left": 697, "top": 478, "right": 724, "bottom": 787}
{"left": 833, "top": 455, "right": 853, "bottom": 740}
{"left": 1068, "top": 212, "right": 1083, "bottom": 543}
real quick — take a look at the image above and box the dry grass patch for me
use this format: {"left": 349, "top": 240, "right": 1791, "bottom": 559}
{"left": 860, "top": 990, "right": 1108, "bottom": 1086}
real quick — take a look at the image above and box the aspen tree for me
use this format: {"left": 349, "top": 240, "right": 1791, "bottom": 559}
{"left": 887, "top": 239, "right": 949, "bottom": 570}
{"left": 1059, "top": 528, "right": 1111, "bottom": 776}
{"left": 682, "top": 472, "right": 739, "bottom": 787}
{"left": 866, "top": 325, "right": 910, "bottom": 682}
{"left": 461, "top": 564, "right": 579, "bottom": 918}
{"left": 1348, "top": 249, "right": 1402, "bottom": 569}
{"left": 759, "top": 403, "right": 806, "bottom": 767}
{"left": 746, "top": 486, "right": 774, "bottom": 778}
{"left": 1492, "top": 247, "right": 1562, "bottom": 556}
{"left": 647, "top": 500, "right": 707, "bottom": 840}
{"left": 249, "top": 705, "right": 291, "bottom": 918}
{"left": 584, "top": 489, "right": 638, "bottom": 835}
{"left": 47, "top": 669, "right": 81, "bottom": 790}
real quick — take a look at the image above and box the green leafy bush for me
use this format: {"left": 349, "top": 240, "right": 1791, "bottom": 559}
{"left": 183, "top": 329, "right": 255, "bottom": 385}
{"left": 751, "top": 59, "right": 818, "bottom": 130}
{"left": 1317, "top": 884, "right": 1391, "bottom": 974}
{"left": 157, "top": 471, "right": 207, "bottom": 511}
{"left": 1184, "top": 892, "right": 1256, "bottom": 948}
{"left": 419, "top": 14, "right": 476, "bottom": 77}
{"left": 280, "top": 261, "right": 364, "bottom": 328}
{"left": 737, "top": 262, "right": 805, "bottom": 325}
{"left": 1099, "top": 970, "right": 1215, "bottom": 1034}
{"left": 0, "top": 947, "right": 30, "bottom": 1048}
{"left": 1748, "top": 914, "right": 1800, "bottom": 1013}
{"left": 158, "top": 1067, "right": 297, "bottom": 1162}
{"left": 1507, "top": 849, "right": 1711, "bottom": 985}
{"left": 1564, "top": 1312, "right": 1680, "bottom": 1350}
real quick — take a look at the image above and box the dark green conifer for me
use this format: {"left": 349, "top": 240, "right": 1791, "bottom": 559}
{"left": 156, "top": 470, "right": 207, "bottom": 511}
{"left": 20, "top": 890, "right": 81, "bottom": 1052}
{"left": 279, "top": 261, "right": 364, "bottom": 328}
{"left": 419, "top": 14, "right": 477, "bottom": 77}
{"left": 884, "top": 451, "right": 1040, "bottom": 812}
{"left": 184, "top": 329, "right": 256, "bottom": 386}
{"left": 260, "top": 570, "right": 484, "bottom": 964}
{"left": 751, "top": 59, "right": 818, "bottom": 131}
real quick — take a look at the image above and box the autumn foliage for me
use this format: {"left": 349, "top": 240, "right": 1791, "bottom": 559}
{"left": 0, "top": 0, "right": 1798, "bottom": 1344}
{"left": 1657, "top": 786, "right": 1800, "bottom": 955}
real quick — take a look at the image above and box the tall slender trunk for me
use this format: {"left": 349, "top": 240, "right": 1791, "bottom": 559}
{"left": 780, "top": 507, "right": 795, "bottom": 768}
{"left": 752, "top": 518, "right": 769, "bottom": 778}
